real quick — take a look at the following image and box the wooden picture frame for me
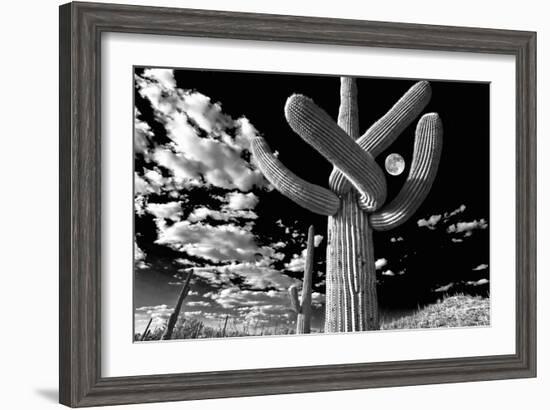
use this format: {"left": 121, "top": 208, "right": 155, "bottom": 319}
{"left": 59, "top": 1, "right": 536, "bottom": 407}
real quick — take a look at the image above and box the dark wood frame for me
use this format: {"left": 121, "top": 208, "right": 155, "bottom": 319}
{"left": 59, "top": 1, "right": 537, "bottom": 407}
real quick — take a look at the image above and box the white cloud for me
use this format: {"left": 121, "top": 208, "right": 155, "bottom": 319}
{"left": 311, "top": 292, "right": 325, "bottom": 307}
{"left": 417, "top": 214, "right": 442, "bottom": 229}
{"left": 146, "top": 201, "right": 182, "bottom": 221}
{"left": 135, "top": 304, "right": 173, "bottom": 329}
{"left": 186, "top": 206, "right": 258, "bottom": 223}
{"left": 390, "top": 236, "right": 404, "bottom": 242}
{"left": 285, "top": 249, "right": 307, "bottom": 273}
{"left": 314, "top": 235, "right": 324, "bottom": 247}
{"left": 194, "top": 262, "right": 298, "bottom": 291}
{"left": 207, "top": 287, "right": 288, "bottom": 309}
{"left": 225, "top": 192, "right": 259, "bottom": 210}
{"left": 135, "top": 72, "right": 268, "bottom": 192}
{"left": 152, "top": 148, "right": 202, "bottom": 182}
{"left": 375, "top": 258, "right": 388, "bottom": 270}
{"left": 271, "top": 241, "right": 286, "bottom": 250}
{"left": 444, "top": 204, "right": 466, "bottom": 218}
{"left": 186, "top": 301, "right": 211, "bottom": 307}
{"left": 142, "top": 68, "right": 176, "bottom": 89}
{"left": 472, "top": 263, "right": 489, "bottom": 271}
{"left": 134, "top": 243, "right": 148, "bottom": 269}
{"left": 381, "top": 269, "right": 395, "bottom": 276}
{"left": 434, "top": 282, "right": 454, "bottom": 292}
{"left": 447, "top": 219, "right": 488, "bottom": 235}
{"left": 157, "top": 221, "right": 265, "bottom": 263}
{"left": 134, "top": 110, "right": 154, "bottom": 156}
{"left": 466, "top": 278, "right": 489, "bottom": 286}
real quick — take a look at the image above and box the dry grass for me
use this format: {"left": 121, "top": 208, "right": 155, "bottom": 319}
{"left": 135, "top": 318, "right": 295, "bottom": 341}
{"left": 381, "top": 294, "right": 490, "bottom": 330}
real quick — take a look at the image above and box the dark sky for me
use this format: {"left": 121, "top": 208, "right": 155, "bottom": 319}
{"left": 133, "top": 67, "right": 490, "bottom": 335}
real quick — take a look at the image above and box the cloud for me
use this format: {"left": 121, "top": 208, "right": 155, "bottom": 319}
{"left": 142, "top": 68, "right": 177, "bottom": 89}
{"left": 225, "top": 192, "right": 259, "bottom": 210}
{"left": 156, "top": 221, "right": 265, "bottom": 263}
{"left": 381, "top": 269, "right": 395, "bottom": 276}
{"left": 311, "top": 292, "right": 325, "bottom": 307}
{"left": 444, "top": 204, "right": 466, "bottom": 218}
{"left": 285, "top": 249, "right": 307, "bottom": 272}
{"left": 135, "top": 71, "right": 268, "bottom": 192}
{"left": 466, "top": 278, "right": 489, "bottom": 286}
{"left": 417, "top": 214, "right": 442, "bottom": 229}
{"left": 314, "top": 235, "right": 324, "bottom": 247}
{"left": 434, "top": 282, "right": 454, "bottom": 292}
{"left": 152, "top": 148, "right": 203, "bottom": 183}
{"left": 186, "top": 206, "right": 258, "bottom": 223}
{"left": 375, "top": 258, "right": 388, "bottom": 270}
{"left": 390, "top": 236, "right": 404, "bottom": 243}
{"left": 207, "top": 287, "right": 288, "bottom": 309}
{"left": 187, "top": 301, "right": 211, "bottom": 307}
{"left": 135, "top": 304, "right": 173, "bottom": 329}
{"left": 134, "top": 243, "right": 149, "bottom": 269}
{"left": 134, "top": 110, "right": 154, "bottom": 156}
{"left": 194, "top": 262, "right": 298, "bottom": 290}
{"left": 447, "top": 219, "right": 488, "bottom": 235}
{"left": 146, "top": 201, "right": 182, "bottom": 221}
{"left": 472, "top": 263, "right": 488, "bottom": 271}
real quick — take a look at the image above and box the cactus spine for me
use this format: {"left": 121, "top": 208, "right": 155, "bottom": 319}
{"left": 252, "top": 77, "right": 443, "bottom": 332}
{"left": 289, "top": 225, "right": 315, "bottom": 334}
{"left": 162, "top": 269, "right": 193, "bottom": 340}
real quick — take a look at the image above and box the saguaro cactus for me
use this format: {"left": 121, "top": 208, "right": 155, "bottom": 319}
{"left": 252, "top": 77, "right": 443, "bottom": 332}
{"left": 162, "top": 269, "right": 193, "bottom": 340}
{"left": 289, "top": 225, "right": 315, "bottom": 334}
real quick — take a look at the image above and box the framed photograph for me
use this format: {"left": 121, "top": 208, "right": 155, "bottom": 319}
{"left": 59, "top": 1, "right": 536, "bottom": 407}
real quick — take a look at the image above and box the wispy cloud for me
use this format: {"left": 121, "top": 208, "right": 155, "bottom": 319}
{"left": 444, "top": 204, "right": 466, "bottom": 218}
{"left": 434, "top": 282, "right": 454, "bottom": 292}
{"left": 447, "top": 219, "right": 488, "bottom": 236}
{"left": 466, "top": 278, "right": 489, "bottom": 286}
{"left": 417, "top": 214, "right": 442, "bottom": 229}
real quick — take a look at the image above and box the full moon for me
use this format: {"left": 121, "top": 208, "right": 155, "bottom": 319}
{"left": 385, "top": 153, "right": 405, "bottom": 176}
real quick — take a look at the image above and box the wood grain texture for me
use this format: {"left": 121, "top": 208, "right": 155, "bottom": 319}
{"left": 59, "top": 1, "right": 536, "bottom": 407}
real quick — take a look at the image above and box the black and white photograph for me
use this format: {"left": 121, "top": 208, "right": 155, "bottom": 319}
{"left": 133, "top": 67, "right": 490, "bottom": 341}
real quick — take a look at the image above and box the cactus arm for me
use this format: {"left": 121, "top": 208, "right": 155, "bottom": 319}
{"left": 289, "top": 285, "right": 301, "bottom": 313}
{"left": 337, "top": 77, "right": 360, "bottom": 140}
{"left": 329, "top": 81, "right": 432, "bottom": 194}
{"left": 251, "top": 137, "right": 340, "bottom": 216}
{"left": 370, "top": 113, "right": 443, "bottom": 231}
{"left": 285, "top": 95, "right": 387, "bottom": 211}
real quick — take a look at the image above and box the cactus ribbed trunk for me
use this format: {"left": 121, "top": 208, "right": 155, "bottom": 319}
{"left": 325, "top": 77, "right": 378, "bottom": 332}
{"left": 325, "top": 192, "right": 378, "bottom": 332}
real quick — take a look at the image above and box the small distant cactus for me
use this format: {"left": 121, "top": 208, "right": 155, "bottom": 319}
{"left": 140, "top": 317, "right": 153, "bottom": 341}
{"left": 289, "top": 225, "right": 315, "bottom": 334}
{"left": 162, "top": 269, "right": 193, "bottom": 340}
{"left": 252, "top": 77, "right": 443, "bottom": 332}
